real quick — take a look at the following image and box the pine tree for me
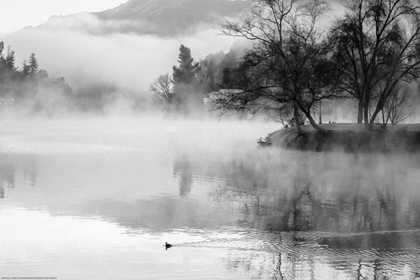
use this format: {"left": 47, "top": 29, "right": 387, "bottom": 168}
{"left": 22, "top": 60, "right": 30, "bottom": 78}
{"left": 0, "top": 43, "right": 18, "bottom": 81}
{"left": 5, "top": 47, "right": 16, "bottom": 71}
{"left": 28, "top": 53, "right": 38, "bottom": 76}
{"left": 172, "top": 45, "right": 200, "bottom": 85}
{"left": 0, "top": 41, "right": 6, "bottom": 74}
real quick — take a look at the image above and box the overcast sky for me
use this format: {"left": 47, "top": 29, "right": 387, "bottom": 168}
{"left": 0, "top": 0, "right": 128, "bottom": 34}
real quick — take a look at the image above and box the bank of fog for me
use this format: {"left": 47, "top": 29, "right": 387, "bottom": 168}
{"left": 3, "top": 22, "right": 238, "bottom": 117}
{"left": 170, "top": 118, "right": 418, "bottom": 197}
{"left": 0, "top": 115, "right": 419, "bottom": 233}
{"left": 171, "top": 121, "right": 420, "bottom": 232}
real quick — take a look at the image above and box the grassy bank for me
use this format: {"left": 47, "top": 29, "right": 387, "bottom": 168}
{"left": 269, "top": 123, "right": 420, "bottom": 152}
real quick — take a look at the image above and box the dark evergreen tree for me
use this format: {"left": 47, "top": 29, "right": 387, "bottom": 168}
{"left": 22, "top": 60, "right": 30, "bottom": 78}
{"left": 0, "top": 41, "right": 5, "bottom": 65}
{"left": 0, "top": 42, "right": 6, "bottom": 80}
{"left": 5, "top": 47, "right": 16, "bottom": 71}
{"left": 0, "top": 43, "right": 19, "bottom": 82}
{"left": 172, "top": 45, "right": 200, "bottom": 85}
{"left": 28, "top": 53, "right": 38, "bottom": 76}
{"left": 170, "top": 45, "right": 203, "bottom": 114}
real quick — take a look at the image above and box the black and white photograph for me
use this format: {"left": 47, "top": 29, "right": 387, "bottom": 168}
{"left": 0, "top": 0, "right": 420, "bottom": 279}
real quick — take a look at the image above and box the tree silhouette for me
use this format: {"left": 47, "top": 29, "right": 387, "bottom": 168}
{"left": 150, "top": 73, "right": 174, "bottom": 112}
{"left": 21, "top": 60, "right": 30, "bottom": 78}
{"left": 5, "top": 47, "right": 16, "bottom": 71}
{"left": 28, "top": 53, "right": 38, "bottom": 77}
{"left": 172, "top": 45, "right": 200, "bottom": 85}
{"left": 210, "top": 0, "right": 336, "bottom": 133}
{"left": 0, "top": 43, "right": 17, "bottom": 81}
{"left": 329, "top": 0, "right": 420, "bottom": 129}
{"left": 171, "top": 45, "right": 202, "bottom": 114}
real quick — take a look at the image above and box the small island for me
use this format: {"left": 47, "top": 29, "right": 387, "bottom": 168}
{"left": 268, "top": 123, "right": 420, "bottom": 153}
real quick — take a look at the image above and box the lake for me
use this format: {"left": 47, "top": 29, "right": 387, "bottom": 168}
{"left": 0, "top": 117, "right": 419, "bottom": 280}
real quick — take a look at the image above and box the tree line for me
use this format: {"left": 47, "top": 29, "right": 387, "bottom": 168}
{"left": 0, "top": 42, "right": 145, "bottom": 115}
{"left": 0, "top": 41, "right": 44, "bottom": 84}
{"left": 152, "top": 0, "right": 420, "bottom": 132}
{"left": 0, "top": 41, "right": 75, "bottom": 114}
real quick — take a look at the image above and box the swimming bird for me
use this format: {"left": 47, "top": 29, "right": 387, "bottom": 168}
{"left": 165, "top": 242, "right": 172, "bottom": 250}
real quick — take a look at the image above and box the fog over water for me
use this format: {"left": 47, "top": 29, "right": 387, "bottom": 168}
{"left": 0, "top": 0, "right": 419, "bottom": 278}
{"left": 0, "top": 116, "right": 419, "bottom": 279}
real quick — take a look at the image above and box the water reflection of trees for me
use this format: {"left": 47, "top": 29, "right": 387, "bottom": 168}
{"left": 22, "top": 155, "right": 38, "bottom": 187}
{"left": 0, "top": 154, "right": 16, "bottom": 192}
{"left": 173, "top": 154, "right": 193, "bottom": 196}
{"left": 210, "top": 152, "right": 420, "bottom": 233}
{"left": 173, "top": 152, "right": 259, "bottom": 197}
{"left": 220, "top": 232, "right": 419, "bottom": 279}
{"left": 0, "top": 153, "right": 38, "bottom": 198}
{"left": 205, "top": 151, "right": 420, "bottom": 278}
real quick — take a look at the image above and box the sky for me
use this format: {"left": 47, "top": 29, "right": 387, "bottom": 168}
{"left": 0, "top": 0, "right": 128, "bottom": 34}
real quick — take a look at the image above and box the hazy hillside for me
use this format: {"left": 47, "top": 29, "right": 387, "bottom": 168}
{"left": 31, "top": 0, "right": 348, "bottom": 37}
{"left": 95, "top": 0, "right": 253, "bottom": 36}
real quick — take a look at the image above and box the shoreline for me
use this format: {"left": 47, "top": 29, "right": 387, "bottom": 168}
{"left": 267, "top": 123, "right": 420, "bottom": 153}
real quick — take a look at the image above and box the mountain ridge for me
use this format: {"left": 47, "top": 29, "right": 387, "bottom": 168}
{"left": 94, "top": 0, "right": 253, "bottom": 36}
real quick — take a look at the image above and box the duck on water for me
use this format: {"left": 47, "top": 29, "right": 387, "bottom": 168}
{"left": 165, "top": 242, "right": 172, "bottom": 250}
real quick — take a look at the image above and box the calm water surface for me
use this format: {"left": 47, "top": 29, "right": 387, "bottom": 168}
{"left": 0, "top": 118, "right": 419, "bottom": 280}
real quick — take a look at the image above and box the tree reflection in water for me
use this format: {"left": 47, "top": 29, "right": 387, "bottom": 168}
{"left": 0, "top": 153, "right": 38, "bottom": 198}
{"left": 197, "top": 150, "right": 420, "bottom": 279}
{"left": 173, "top": 153, "right": 193, "bottom": 197}
{"left": 0, "top": 154, "right": 16, "bottom": 191}
{"left": 0, "top": 185, "right": 4, "bottom": 199}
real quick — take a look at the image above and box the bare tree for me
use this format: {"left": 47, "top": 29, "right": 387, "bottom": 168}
{"left": 379, "top": 82, "right": 417, "bottom": 125}
{"left": 330, "top": 0, "right": 420, "bottom": 129}
{"left": 209, "top": 0, "right": 336, "bottom": 133}
{"left": 150, "top": 73, "right": 174, "bottom": 112}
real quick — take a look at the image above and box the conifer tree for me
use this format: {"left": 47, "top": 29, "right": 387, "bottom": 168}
{"left": 5, "top": 47, "right": 16, "bottom": 71}
{"left": 0, "top": 41, "right": 4, "bottom": 64}
{"left": 170, "top": 45, "right": 203, "bottom": 113}
{"left": 22, "top": 60, "right": 30, "bottom": 78}
{"left": 28, "top": 53, "right": 38, "bottom": 77}
{"left": 172, "top": 45, "right": 200, "bottom": 85}
{"left": 0, "top": 42, "right": 6, "bottom": 79}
